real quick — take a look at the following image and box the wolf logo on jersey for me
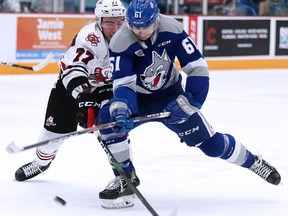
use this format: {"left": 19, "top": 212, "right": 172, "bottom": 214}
{"left": 140, "top": 49, "right": 170, "bottom": 91}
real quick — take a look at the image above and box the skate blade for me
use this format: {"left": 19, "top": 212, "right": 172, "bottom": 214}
{"left": 101, "top": 194, "right": 135, "bottom": 209}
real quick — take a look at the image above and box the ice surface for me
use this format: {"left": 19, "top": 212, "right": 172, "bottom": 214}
{"left": 0, "top": 69, "right": 287, "bottom": 216}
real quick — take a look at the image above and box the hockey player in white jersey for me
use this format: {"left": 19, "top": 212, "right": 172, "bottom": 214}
{"left": 97, "top": 0, "right": 281, "bottom": 209}
{"left": 14, "top": 0, "right": 133, "bottom": 182}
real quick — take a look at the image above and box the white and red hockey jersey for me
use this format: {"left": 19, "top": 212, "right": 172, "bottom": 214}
{"left": 59, "top": 22, "right": 112, "bottom": 94}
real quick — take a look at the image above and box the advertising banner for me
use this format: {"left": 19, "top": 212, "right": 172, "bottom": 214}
{"left": 189, "top": 16, "right": 198, "bottom": 45}
{"left": 275, "top": 20, "right": 288, "bottom": 56}
{"left": 1, "top": 13, "right": 287, "bottom": 71}
{"left": 16, "top": 16, "right": 95, "bottom": 60}
{"left": 203, "top": 19, "right": 270, "bottom": 57}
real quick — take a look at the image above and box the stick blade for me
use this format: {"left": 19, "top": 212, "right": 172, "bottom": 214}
{"left": 5, "top": 140, "right": 23, "bottom": 154}
{"left": 32, "top": 52, "right": 54, "bottom": 72}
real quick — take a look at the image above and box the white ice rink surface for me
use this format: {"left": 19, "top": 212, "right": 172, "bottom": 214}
{"left": 0, "top": 69, "right": 287, "bottom": 216}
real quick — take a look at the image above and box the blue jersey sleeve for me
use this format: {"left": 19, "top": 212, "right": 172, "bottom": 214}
{"left": 175, "top": 30, "right": 210, "bottom": 107}
{"left": 185, "top": 76, "right": 209, "bottom": 107}
{"left": 176, "top": 31, "right": 205, "bottom": 68}
{"left": 110, "top": 47, "right": 138, "bottom": 115}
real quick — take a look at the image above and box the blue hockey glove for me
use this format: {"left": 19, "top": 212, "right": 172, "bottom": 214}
{"left": 110, "top": 99, "right": 134, "bottom": 134}
{"left": 163, "top": 92, "right": 200, "bottom": 124}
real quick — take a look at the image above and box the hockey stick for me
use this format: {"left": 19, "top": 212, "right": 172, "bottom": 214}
{"left": 0, "top": 52, "right": 54, "bottom": 72}
{"left": 97, "top": 136, "right": 160, "bottom": 216}
{"left": 5, "top": 112, "right": 170, "bottom": 154}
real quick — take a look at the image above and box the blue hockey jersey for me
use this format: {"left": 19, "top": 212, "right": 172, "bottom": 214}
{"left": 109, "top": 14, "right": 209, "bottom": 114}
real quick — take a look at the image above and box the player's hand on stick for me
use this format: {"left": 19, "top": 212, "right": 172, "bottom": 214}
{"left": 163, "top": 92, "right": 200, "bottom": 124}
{"left": 76, "top": 92, "right": 96, "bottom": 128}
{"left": 110, "top": 99, "right": 134, "bottom": 134}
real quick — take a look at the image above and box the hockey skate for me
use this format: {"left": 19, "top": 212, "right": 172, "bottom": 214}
{"left": 15, "top": 161, "right": 51, "bottom": 181}
{"left": 249, "top": 155, "right": 281, "bottom": 185}
{"left": 99, "top": 169, "right": 140, "bottom": 209}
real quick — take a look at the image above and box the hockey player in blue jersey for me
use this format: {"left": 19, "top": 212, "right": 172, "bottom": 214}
{"left": 97, "top": 0, "right": 281, "bottom": 209}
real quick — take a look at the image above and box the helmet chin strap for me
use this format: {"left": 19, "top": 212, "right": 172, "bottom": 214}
{"left": 150, "top": 16, "right": 160, "bottom": 43}
{"left": 96, "top": 19, "right": 103, "bottom": 31}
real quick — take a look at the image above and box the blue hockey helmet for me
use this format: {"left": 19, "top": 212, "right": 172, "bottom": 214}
{"left": 126, "top": 0, "right": 159, "bottom": 28}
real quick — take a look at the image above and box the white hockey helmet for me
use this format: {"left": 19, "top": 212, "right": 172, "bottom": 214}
{"left": 94, "top": 0, "right": 126, "bottom": 26}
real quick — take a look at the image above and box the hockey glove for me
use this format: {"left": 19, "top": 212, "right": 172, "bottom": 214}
{"left": 76, "top": 92, "right": 97, "bottom": 128}
{"left": 110, "top": 99, "right": 134, "bottom": 134}
{"left": 163, "top": 92, "right": 200, "bottom": 124}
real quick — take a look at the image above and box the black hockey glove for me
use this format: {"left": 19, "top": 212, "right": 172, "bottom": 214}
{"left": 66, "top": 77, "right": 97, "bottom": 128}
{"left": 75, "top": 92, "right": 98, "bottom": 128}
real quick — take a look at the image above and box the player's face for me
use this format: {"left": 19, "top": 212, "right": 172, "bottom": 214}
{"left": 101, "top": 17, "right": 125, "bottom": 42}
{"left": 131, "top": 23, "right": 156, "bottom": 41}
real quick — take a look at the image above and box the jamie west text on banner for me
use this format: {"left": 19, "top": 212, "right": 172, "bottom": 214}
{"left": 16, "top": 16, "right": 95, "bottom": 60}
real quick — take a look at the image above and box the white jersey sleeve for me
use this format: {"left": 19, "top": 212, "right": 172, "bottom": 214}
{"left": 60, "top": 22, "right": 112, "bottom": 91}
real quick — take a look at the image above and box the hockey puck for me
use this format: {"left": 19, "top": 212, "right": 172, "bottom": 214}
{"left": 54, "top": 196, "right": 66, "bottom": 206}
